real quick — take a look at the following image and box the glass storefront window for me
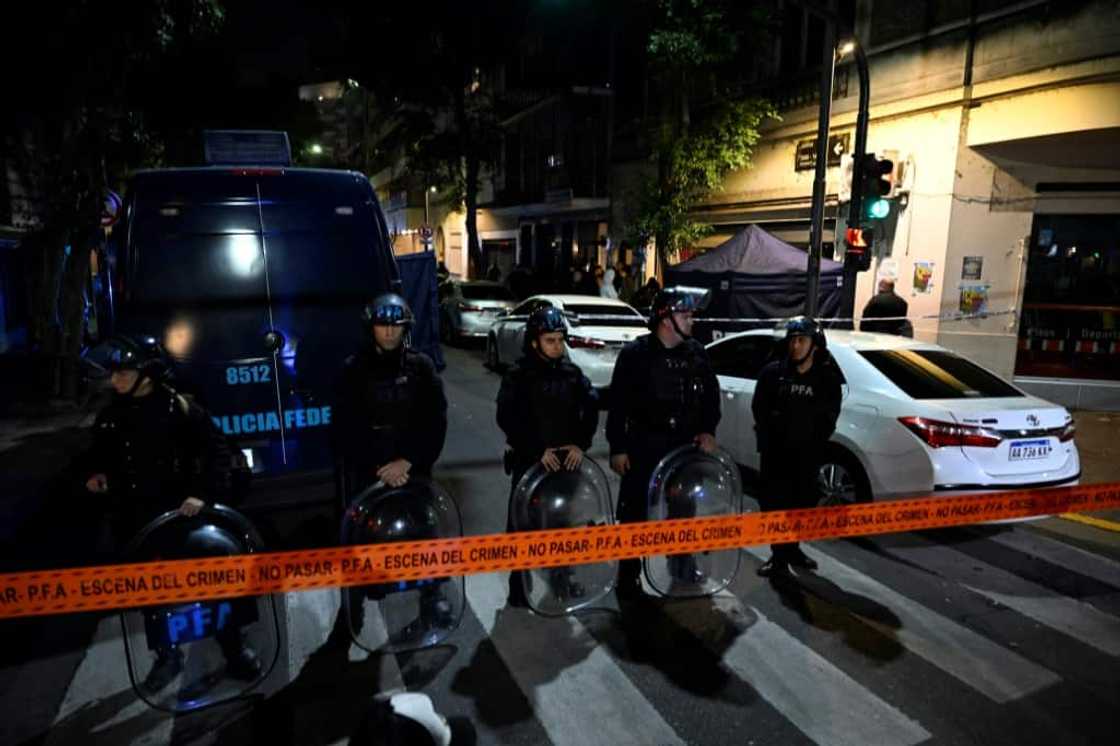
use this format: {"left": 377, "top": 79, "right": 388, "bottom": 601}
{"left": 1016, "top": 214, "right": 1120, "bottom": 381}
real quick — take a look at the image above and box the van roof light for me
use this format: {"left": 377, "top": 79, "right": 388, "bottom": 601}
{"left": 204, "top": 130, "right": 292, "bottom": 167}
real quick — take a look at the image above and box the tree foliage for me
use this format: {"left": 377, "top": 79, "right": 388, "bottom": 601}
{"left": 4, "top": 0, "right": 226, "bottom": 398}
{"left": 630, "top": 0, "right": 778, "bottom": 267}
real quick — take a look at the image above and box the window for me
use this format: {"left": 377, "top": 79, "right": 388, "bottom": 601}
{"left": 708, "top": 336, "right": 777, "bottom": 380}
{"left": 563, "top": 303, "right": 647, "bottom": 328}
{"left": 861, "top": 349, "right": 1023, "bottom": 399}
{"left": 511, "top": 299, "right": 551, "bottom": 317}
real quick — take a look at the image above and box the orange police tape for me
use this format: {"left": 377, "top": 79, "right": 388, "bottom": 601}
{"left": 2, "top": 481, "right": 1118, "bottom": 620}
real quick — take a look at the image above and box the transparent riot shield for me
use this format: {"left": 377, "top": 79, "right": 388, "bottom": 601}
{"left": 120, "top": 505, "right": 279, "bottom": 713}
{"left": 340, "top": 478, "right": 465, "bottom": 653}
{"left": 644, "top": 446, "right": 746, "bottom": 598}
{"left": 511, "top": 457, "right": 616, "bottom": 616}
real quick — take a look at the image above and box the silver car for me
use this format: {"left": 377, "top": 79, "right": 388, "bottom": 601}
{"left": 439, "top": 281, "right": 516, "bottom": 344}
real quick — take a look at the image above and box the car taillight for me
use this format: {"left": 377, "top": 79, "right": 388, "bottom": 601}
{"left": 1059, "top": 422, "right": 1076, "bottom": 442}
{"left": 458, "top": 302, "right": 484, "bottom": 312}
{"left": 567, "top": 335, "right": 606, "bottom": 349}
{"left": 898, "top": 416, "right": 1002, "bottom": 448}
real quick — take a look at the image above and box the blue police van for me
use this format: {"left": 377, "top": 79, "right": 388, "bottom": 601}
{"left": 108, "top": 131, "right": 399, "bottom": 495}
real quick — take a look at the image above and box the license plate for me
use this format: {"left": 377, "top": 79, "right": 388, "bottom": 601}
{"left": 1009, "top": 439, "right": 1051, "bottom": 461}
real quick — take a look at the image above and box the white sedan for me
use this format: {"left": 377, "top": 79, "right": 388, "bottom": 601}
{"left": 486, "top": 294, "right": 649, "bottom": 389}
{"left": 707, "top": 329, "right": 1080, "bottom": 504}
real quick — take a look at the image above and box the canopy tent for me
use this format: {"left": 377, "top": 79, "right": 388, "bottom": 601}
{"left": 664, "top": 225, "right": 851, "bottom": 341}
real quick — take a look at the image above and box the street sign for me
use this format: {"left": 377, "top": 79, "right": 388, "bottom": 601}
{"left": 418, "top": 224, "right": 434, "bottom": 240}
{"left": 794, "top": 132, "right": 851, "bottom": 171}
{"left": 101, "top": 191, "right": 122, "bottom": 227}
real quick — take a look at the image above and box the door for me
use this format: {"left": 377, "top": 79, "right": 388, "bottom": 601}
{"left": 707, "top": 334, "right": 777, "bottom": 470}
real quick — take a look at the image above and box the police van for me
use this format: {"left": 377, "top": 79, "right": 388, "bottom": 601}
{"left": 108, "top": 131, "right": 398, "bottom": 495}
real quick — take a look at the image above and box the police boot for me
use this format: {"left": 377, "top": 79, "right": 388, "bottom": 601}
{"left": 668, "top": 554, "right": 706, "bottom": 585}
{"left": 143, "top": 647, "right": 184, "bottom": 692}
{"left": 549, "top": 567, "right": 586, "bottom": 600}
{"left": 218, "top": 630, "right": 263, "bottom": 681}
{"left": 420, "top": 586, "right": 454, "bottom": 628}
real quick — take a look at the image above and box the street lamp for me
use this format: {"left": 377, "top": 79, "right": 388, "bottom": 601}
{"left": 838, "top": 40, "right": 856, "bottom": 58}
{"left": 310, "top": 143, "right": 323, "bottom": 155}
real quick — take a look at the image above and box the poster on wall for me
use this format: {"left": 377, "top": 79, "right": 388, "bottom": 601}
{"left": 959, "top": 283, "right": 990, "bottom": 315}
{"left": 961, "top": 256, "right": 983, "bottom": 280}
{"left": 913, "top": 261, "right": 935, "bottom": 294}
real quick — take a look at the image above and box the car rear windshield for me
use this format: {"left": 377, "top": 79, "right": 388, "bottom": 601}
{"left": 860, "top": 349, "right": 1024, "bottom": 399}
{"left": 564, "top": 304, "right": 647, "bottom": 327}
{"left": 461, "top": 285, "right": 514, "bottom": 300}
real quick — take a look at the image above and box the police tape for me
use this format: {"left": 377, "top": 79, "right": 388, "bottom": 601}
{"left": 1, "top": 481, "right": 1118, "bottom": 620}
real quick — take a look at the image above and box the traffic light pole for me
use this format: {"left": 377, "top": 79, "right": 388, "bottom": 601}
{"left": 847, "top": 41, "right": 871, "bottom": 229}
{"left": 842, "top": 39, "right": 873, "bottom": 327}
{"left": 804, "top": 19, "right": 837, "bottom": 319}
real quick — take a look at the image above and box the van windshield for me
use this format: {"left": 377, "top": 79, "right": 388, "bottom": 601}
{"left": 125, "top": 172, "right": 391, "bottom": 305}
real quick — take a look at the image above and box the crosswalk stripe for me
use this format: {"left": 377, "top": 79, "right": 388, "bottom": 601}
{"left": 986, "top": 527, "right": 1120, "bottom": 588}
{"left": 45, "top": 615, "right": 174, "bottom": 746}
{"left": 720, "top": 601, "right": 931, "bottom": 746}
{"left": 901, "top": 536, "right": 1120, "bottom": 657}
{"left": 468, "top": 572, "right": 687, "bottom": 746}
{"left": 745, "top": 545, "right": 1060, "bottom": 702}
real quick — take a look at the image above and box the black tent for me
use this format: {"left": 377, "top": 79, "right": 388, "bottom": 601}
{"left": 664, "top": 225, "right": 851, "bottom": 342}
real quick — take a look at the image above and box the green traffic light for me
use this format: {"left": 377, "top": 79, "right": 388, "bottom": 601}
{"left": 866, "top": 198, "right": 890, "bottom": 220}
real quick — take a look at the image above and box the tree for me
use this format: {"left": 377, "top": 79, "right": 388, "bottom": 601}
{"left": 343, "top": 3, "right": 525, "bottom": 278}
{"left": 5, "top": 0, "right": 226, "bottom": 400}
{"left": 630, "top": 0, "right": 778, "bottom": 271}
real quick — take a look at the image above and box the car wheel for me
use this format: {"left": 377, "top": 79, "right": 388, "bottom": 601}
{"left": 816, "top": 448, "right": 871, "bottom": 506}
{"left": 486, "top": 335, "right": 501, "bottom": 370}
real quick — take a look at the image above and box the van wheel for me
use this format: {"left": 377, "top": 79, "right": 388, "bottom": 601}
{"left": 816, "top": 447, "right": 872, "bottom": 506}
{"left": 486, "top": 335, "right": 501, "bottom": 370}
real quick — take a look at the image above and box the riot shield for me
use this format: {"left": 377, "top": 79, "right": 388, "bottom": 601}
{"left": 340, "top": 478, "right": 465, "bottom": 653}
{"left": 511, "top": 456, "right": 616, "bottom": 616}
{"left": 644, "top": 446, "right": 746, "bottom": 598}
{"left": 120, "top": 505, "right": 279, "bottom": 713}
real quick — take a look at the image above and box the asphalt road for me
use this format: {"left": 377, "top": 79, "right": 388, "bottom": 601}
{"left": 2, "top": 343, "right": 1119, "bottom": 745}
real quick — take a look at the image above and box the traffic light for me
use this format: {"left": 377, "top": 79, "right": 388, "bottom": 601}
{"left": 844, "top": 227, "right": 873, "bottom": 272}
{"left": 859, "top": 153, "right": 893, "bottom": 221}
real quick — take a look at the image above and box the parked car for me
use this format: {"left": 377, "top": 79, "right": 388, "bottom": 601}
{"left": 707, "top": 329, "right": 1080, "bottom": 504}
{"left": 486, "top": 294, "right": 649, "bottom": 389}
{"left": 439, "top": 281, "right": 517, "bottom": 344}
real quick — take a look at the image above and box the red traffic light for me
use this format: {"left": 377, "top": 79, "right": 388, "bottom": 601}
{"left": 846, "top": 227, "right": 869, "bottom": 248}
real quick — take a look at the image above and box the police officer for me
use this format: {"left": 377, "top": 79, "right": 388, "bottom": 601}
{"left": 333, "top": 293, "right": 450, "bottom": 628}
{"left": 496, "top": 306, "right": 599, "bottom": 607}
{"left": 82, "top": 334, "right": 261, "bottom": 689}
{"left": 334, "top": 293, "right": 448, "bottom": 494}
{"left": 606, "top": 287, "right": 721, "bottom": 600}
{"left": 752, "top": 317, "right": 844, "bottom": 577}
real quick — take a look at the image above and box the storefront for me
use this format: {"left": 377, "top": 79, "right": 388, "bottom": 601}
{"left": 1016, "top": 213, "right": 1120, "bottom": 383}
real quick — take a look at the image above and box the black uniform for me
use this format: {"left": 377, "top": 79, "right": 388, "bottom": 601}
{"left": 860, "top": 291, "right": 910, "bottom": 336}
{"left": 497, "top": 352, "right": 599, "bottom": 604}
{"left": 752, "top": 349, "right": 844, "bottom": 564}
{"left": 333, "top": 343, "right": 448, "bottom": 497}
{"left": 85, "top": 383, "right": 259, "bottom": 682}
{"left": 87, "top": 384, "right": 229, "bottom": 543}
{"left": 606, "top": 335, "right": 721, "bottom": 593}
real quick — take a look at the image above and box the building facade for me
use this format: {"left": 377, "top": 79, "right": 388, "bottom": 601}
{"left": 696, "top": 0, "right": 1120, "bottom": 409}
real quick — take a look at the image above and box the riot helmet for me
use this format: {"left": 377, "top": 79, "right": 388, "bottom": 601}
{"left": 780, "top": 315, "right": 826, "bottom": 365}
{"left": 363, "top": 293, "right": 414, "bottom": 328}
{"left": 363, "top": 293, "right": 413, "bottom": 353}
{"left": 104, "top": 334, "right": 170, "bottom": 394}
{"left": 523, "top": 305, "right": 568, "bottom": 356}
{"left": 648, "top": 286, "right": 711, "bottom": 338}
